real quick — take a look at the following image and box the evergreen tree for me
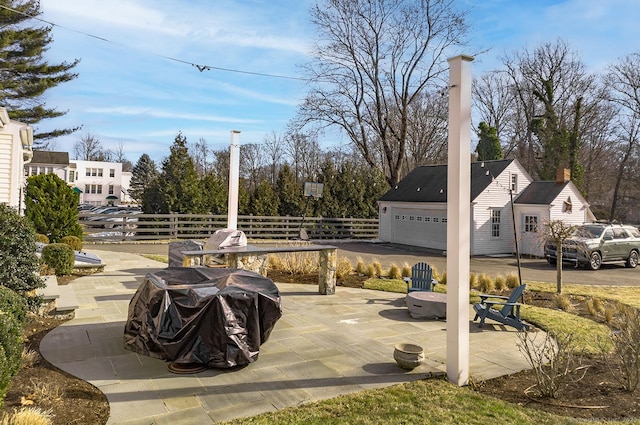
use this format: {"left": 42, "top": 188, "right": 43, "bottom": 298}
{"left": 0, "top": 0, "right": 80, "bottom": 147}
{"left": 276, "top": 164, "right": 303, "bottom": 216}
{"left": 250, "top": 179, "right": 279, "bottom": 216}
{"left": 157, "top": 133, "right": 206, "bottom": 213}
{"left": 24, "top": 174, "right": 83, "bottom": 242}
{"left": 0, "top": 203, "right": 44, "bottom": 298}
{"left": 201, "top": 171, "right": 227, "bottom": 214}
{"left": 130, "top": 154, "right": 158, "bottom": 204}
{"left": 475, "top": 122, "right": 504, "bottom": 161}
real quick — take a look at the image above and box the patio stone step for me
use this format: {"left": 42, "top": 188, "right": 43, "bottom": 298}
{"left": 36, "top": 275, "right": 79, "bottom": 313}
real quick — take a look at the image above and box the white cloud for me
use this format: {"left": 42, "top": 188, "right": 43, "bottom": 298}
{"left": 84, "top": 106, "right": 263, "bottom": 124}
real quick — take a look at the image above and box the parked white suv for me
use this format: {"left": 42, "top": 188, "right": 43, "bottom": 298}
{"left": 544, "top": 223, "right": 640, "bottom": 270}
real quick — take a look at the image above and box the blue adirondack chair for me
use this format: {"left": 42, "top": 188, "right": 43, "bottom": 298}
{"left": 472, "top": 284, "right": 530, "bottom": 331}
{"left": 404, "top": 262, "right": 438, "bottom": 292}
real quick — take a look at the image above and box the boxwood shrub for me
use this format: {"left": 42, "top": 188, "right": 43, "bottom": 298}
{"left": 41, "top": 243, "right": 74, "bottom": 276}
{"left": 0, "top": 312, "right": 23, "bottom": 409}
{"left": 60, "top": 235, "right": 83, "bottom": 252}
{"left": 0, "top": 286, "right": 27, "bottom": 324}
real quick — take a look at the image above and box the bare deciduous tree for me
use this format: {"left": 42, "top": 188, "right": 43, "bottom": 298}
{"left": 72, "top": 133, "right": 108, "bottom": 161}
{"left": 542, "top": 220, "right": 578, "bottom": 294}
{"left": 297, "top": 0, "right": 470, "bottom": 186}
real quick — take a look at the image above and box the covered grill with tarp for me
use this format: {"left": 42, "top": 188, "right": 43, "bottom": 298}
{"left": 124, "top": 267, "right": 281, "bottom": 370}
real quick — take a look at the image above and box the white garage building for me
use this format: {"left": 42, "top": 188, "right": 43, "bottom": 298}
{"left": 377, "top": 159, "right": 595, "bottom": 257}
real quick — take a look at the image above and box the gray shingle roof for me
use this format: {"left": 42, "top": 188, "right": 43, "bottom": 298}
{"left": 514, "top": 181, "right": 570, "bottom": 205}
{"left": 31, "top": 150, "right": 69, "bottom": 165}
{"left": 379, "top": 159, "right": 513, "bottom": 203}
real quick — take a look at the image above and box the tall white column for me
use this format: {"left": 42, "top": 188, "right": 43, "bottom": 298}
{"left": 227, "top": 130, "right": 241, "bottom": 230}
{"left": 446, "top": 55, "right": 473, "bottom": 386}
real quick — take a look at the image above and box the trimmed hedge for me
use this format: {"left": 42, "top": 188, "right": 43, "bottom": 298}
{"left": 0, "top": 204, "right": 44, "bottom": 298}
{"left": 35, "top": 234, "right": 50, "bottom": 244}
{"left": 0, "top": 312, "right": 23, "bottom": 409}
{"left": 60, "top": 235, "right": 83, "bottom": 252}
{"left": 0, "top": 286, "right": 27, "bottom": 324}
{"left": 41, "top": 243, "right": 74, "bottom": 276}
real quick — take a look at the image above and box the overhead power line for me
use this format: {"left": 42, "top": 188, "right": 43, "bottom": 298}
{"left": 0, "top": 4, "right": 308, "bottom": 81}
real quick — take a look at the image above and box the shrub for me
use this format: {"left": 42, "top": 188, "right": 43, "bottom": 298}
{"left": 41, "top": 243, "right": 74, "bottom": 276}
{"left": 0, "top": 407, "right": 53, "bottom": 425}
{"left": 0, "top": 204, "right": 45, "bottom": 300}
{"left": 607, "top": 303, "right": 640, "bottom": 392}
{"left": 517, "top": 330, "right": 580, "bottom": 398}
{"left": 24, "top": 174, "right": 83, "bottom": 243}
{"left": 266, "top": 255, "right": 282, "bottom": 270}
{"left": 401, "top": 263, "right": 411, "bottom": 278}
{"left": 387, "top": 263, "right": 402, "bottom": 280}
{"left": 505, "top": 272, "right": 520, "bottom": 289}
{"left": 439, "top": 272, "right": 447, "bottom": 285}
{"left": 0, "top": 312, "right": 23, "bottom": 409}
{"left": 477, "top": 273, "right": 494, "bottom": 293}
{"left": 355, "top": 257, "right": 366, "bottom": 275}
{"left": 35, "top": 234, "right": 49, "bottom": 244}
{"left": 0, "top": 287, "right": 27, "bottom": 324}
{"left": 494, "top": 275, "right": 507, "bottom": 291}
{"left": 469, "top": 272, "right": 478, "bottom": 289}
{"left": 431, "top": 265, "right": 439, "bottom": 281}
{"left": 553, "top": 294, "right": 572, "bottom": 311}
{"left": 365, "top": 263, "right": 377, "bottom": 278}
{"left": 278, "top": 252, "right": 317, "bottom": 275}
{"left": 335, "top": 258, "right": 352, "bottom": 279}
{"left": 372, "top": 260, "right": 383, "bottom": 277}
{"left": 60, "top": 235, "right": 82, "bottom": 252}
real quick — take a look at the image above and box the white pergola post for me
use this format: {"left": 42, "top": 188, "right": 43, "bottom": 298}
{"left": 446, "top": 55, "right": 473, "bottom": 386}
{"left": 227, "top": 130, "right": 241, "bottom": 230}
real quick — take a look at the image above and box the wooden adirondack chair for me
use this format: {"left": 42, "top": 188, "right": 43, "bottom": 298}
{"left": 404, "top": 262, "right": 438, "bottom": 292}
{"left": 472, "top": 284, "right": 530, "bottom": 331}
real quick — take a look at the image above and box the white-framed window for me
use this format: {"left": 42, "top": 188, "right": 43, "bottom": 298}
{"left": 86, "top": 168, "right": 104, "bottom": 177}
{"left": 85, "top": 184, "right": 103, "bottom": 194}
{"left": 425, "top": 217, "right": 431, "bottom": 222}
{"left": 409, "top": 216, "right": 415, "bottom": 221}
{"left": 433, "top": 217, "right": 439, "bottom": 223}
{"left": 511, "top": 173, "right": 518, "bottom": 193}
{"left": 69, "top": 170, "right": 75, "bottom": 182}
{"left": 395, "top": 214, "right": 400, "bottom": 220}
{"left": 523, "top": 215, "right": 538, "bottom": 233}
{"left": 108, "top": 185, "right": 114, "bottom": 195}
{"left": 442, "top": 218, "right": 448, "bottom": 223}
{"left": 109, "top": 168, "right": 115, "bottom": 177}
{"left": 491, "top": 209, "right": 501, "bottom": 237}
{"left": 416, "top": 216, "right": 422, "bottom": 222}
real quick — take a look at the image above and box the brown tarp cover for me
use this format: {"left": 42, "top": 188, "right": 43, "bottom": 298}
{"left": 124, "top": 267, "right": 282, "bottom": 368}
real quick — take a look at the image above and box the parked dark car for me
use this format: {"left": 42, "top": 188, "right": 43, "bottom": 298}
{"left": 544, "top": 223, "right": 640, "bottom": 270}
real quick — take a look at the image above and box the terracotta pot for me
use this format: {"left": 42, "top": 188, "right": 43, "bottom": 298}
{"left": 393, "top": 343, "right": 425, "bottom": 370}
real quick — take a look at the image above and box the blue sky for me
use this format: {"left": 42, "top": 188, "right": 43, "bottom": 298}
{"left": 37, "top": 0, "right": 639, "bottom": 164}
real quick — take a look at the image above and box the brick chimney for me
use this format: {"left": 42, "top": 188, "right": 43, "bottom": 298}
{"left": 556, "top": 168, "right": 570, "bottom": 184}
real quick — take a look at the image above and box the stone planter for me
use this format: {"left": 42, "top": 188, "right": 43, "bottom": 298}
{"left": 393, "top": 343, "right": 425, "bottom": 370}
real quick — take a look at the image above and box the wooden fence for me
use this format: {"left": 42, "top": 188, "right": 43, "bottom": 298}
{"left": 79, "top": 213, "right": 379, "bottom": 242}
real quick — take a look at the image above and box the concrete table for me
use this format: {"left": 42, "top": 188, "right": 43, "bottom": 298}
{"left": 406, "top": 291, "right": 447, "bottom": 319}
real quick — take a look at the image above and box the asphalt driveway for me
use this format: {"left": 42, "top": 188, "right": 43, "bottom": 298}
{"left": 87, "top": 240, "right": 640, "bottom": 287}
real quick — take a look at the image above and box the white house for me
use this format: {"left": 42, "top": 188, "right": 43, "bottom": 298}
{"left": 378, "top": 159, "right": 595, "bottom": 257}
{"left": 25, "top": 153, "right": 133, "bottom": 206}
{"left": 0, "top": 107, "right": 33, "bottom": 211}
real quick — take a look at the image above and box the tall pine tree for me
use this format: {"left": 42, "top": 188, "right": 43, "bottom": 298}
{"left": 129, "top": 154, "right": 157, "bottom": 204}
{"left": 156, "top": 133, "right": 205, "bottom": 214}
{"left": 0, "top": 0, "right": 80, "bottom": 147}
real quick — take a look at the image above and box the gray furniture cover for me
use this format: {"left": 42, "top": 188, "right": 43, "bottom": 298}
{"left": 124, "top": 267, "right": 282, "bottom": 368}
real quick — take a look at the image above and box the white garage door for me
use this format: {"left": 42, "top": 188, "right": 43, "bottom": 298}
{"left": 391, "top": 208, "right": 447, "bottom": 251}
